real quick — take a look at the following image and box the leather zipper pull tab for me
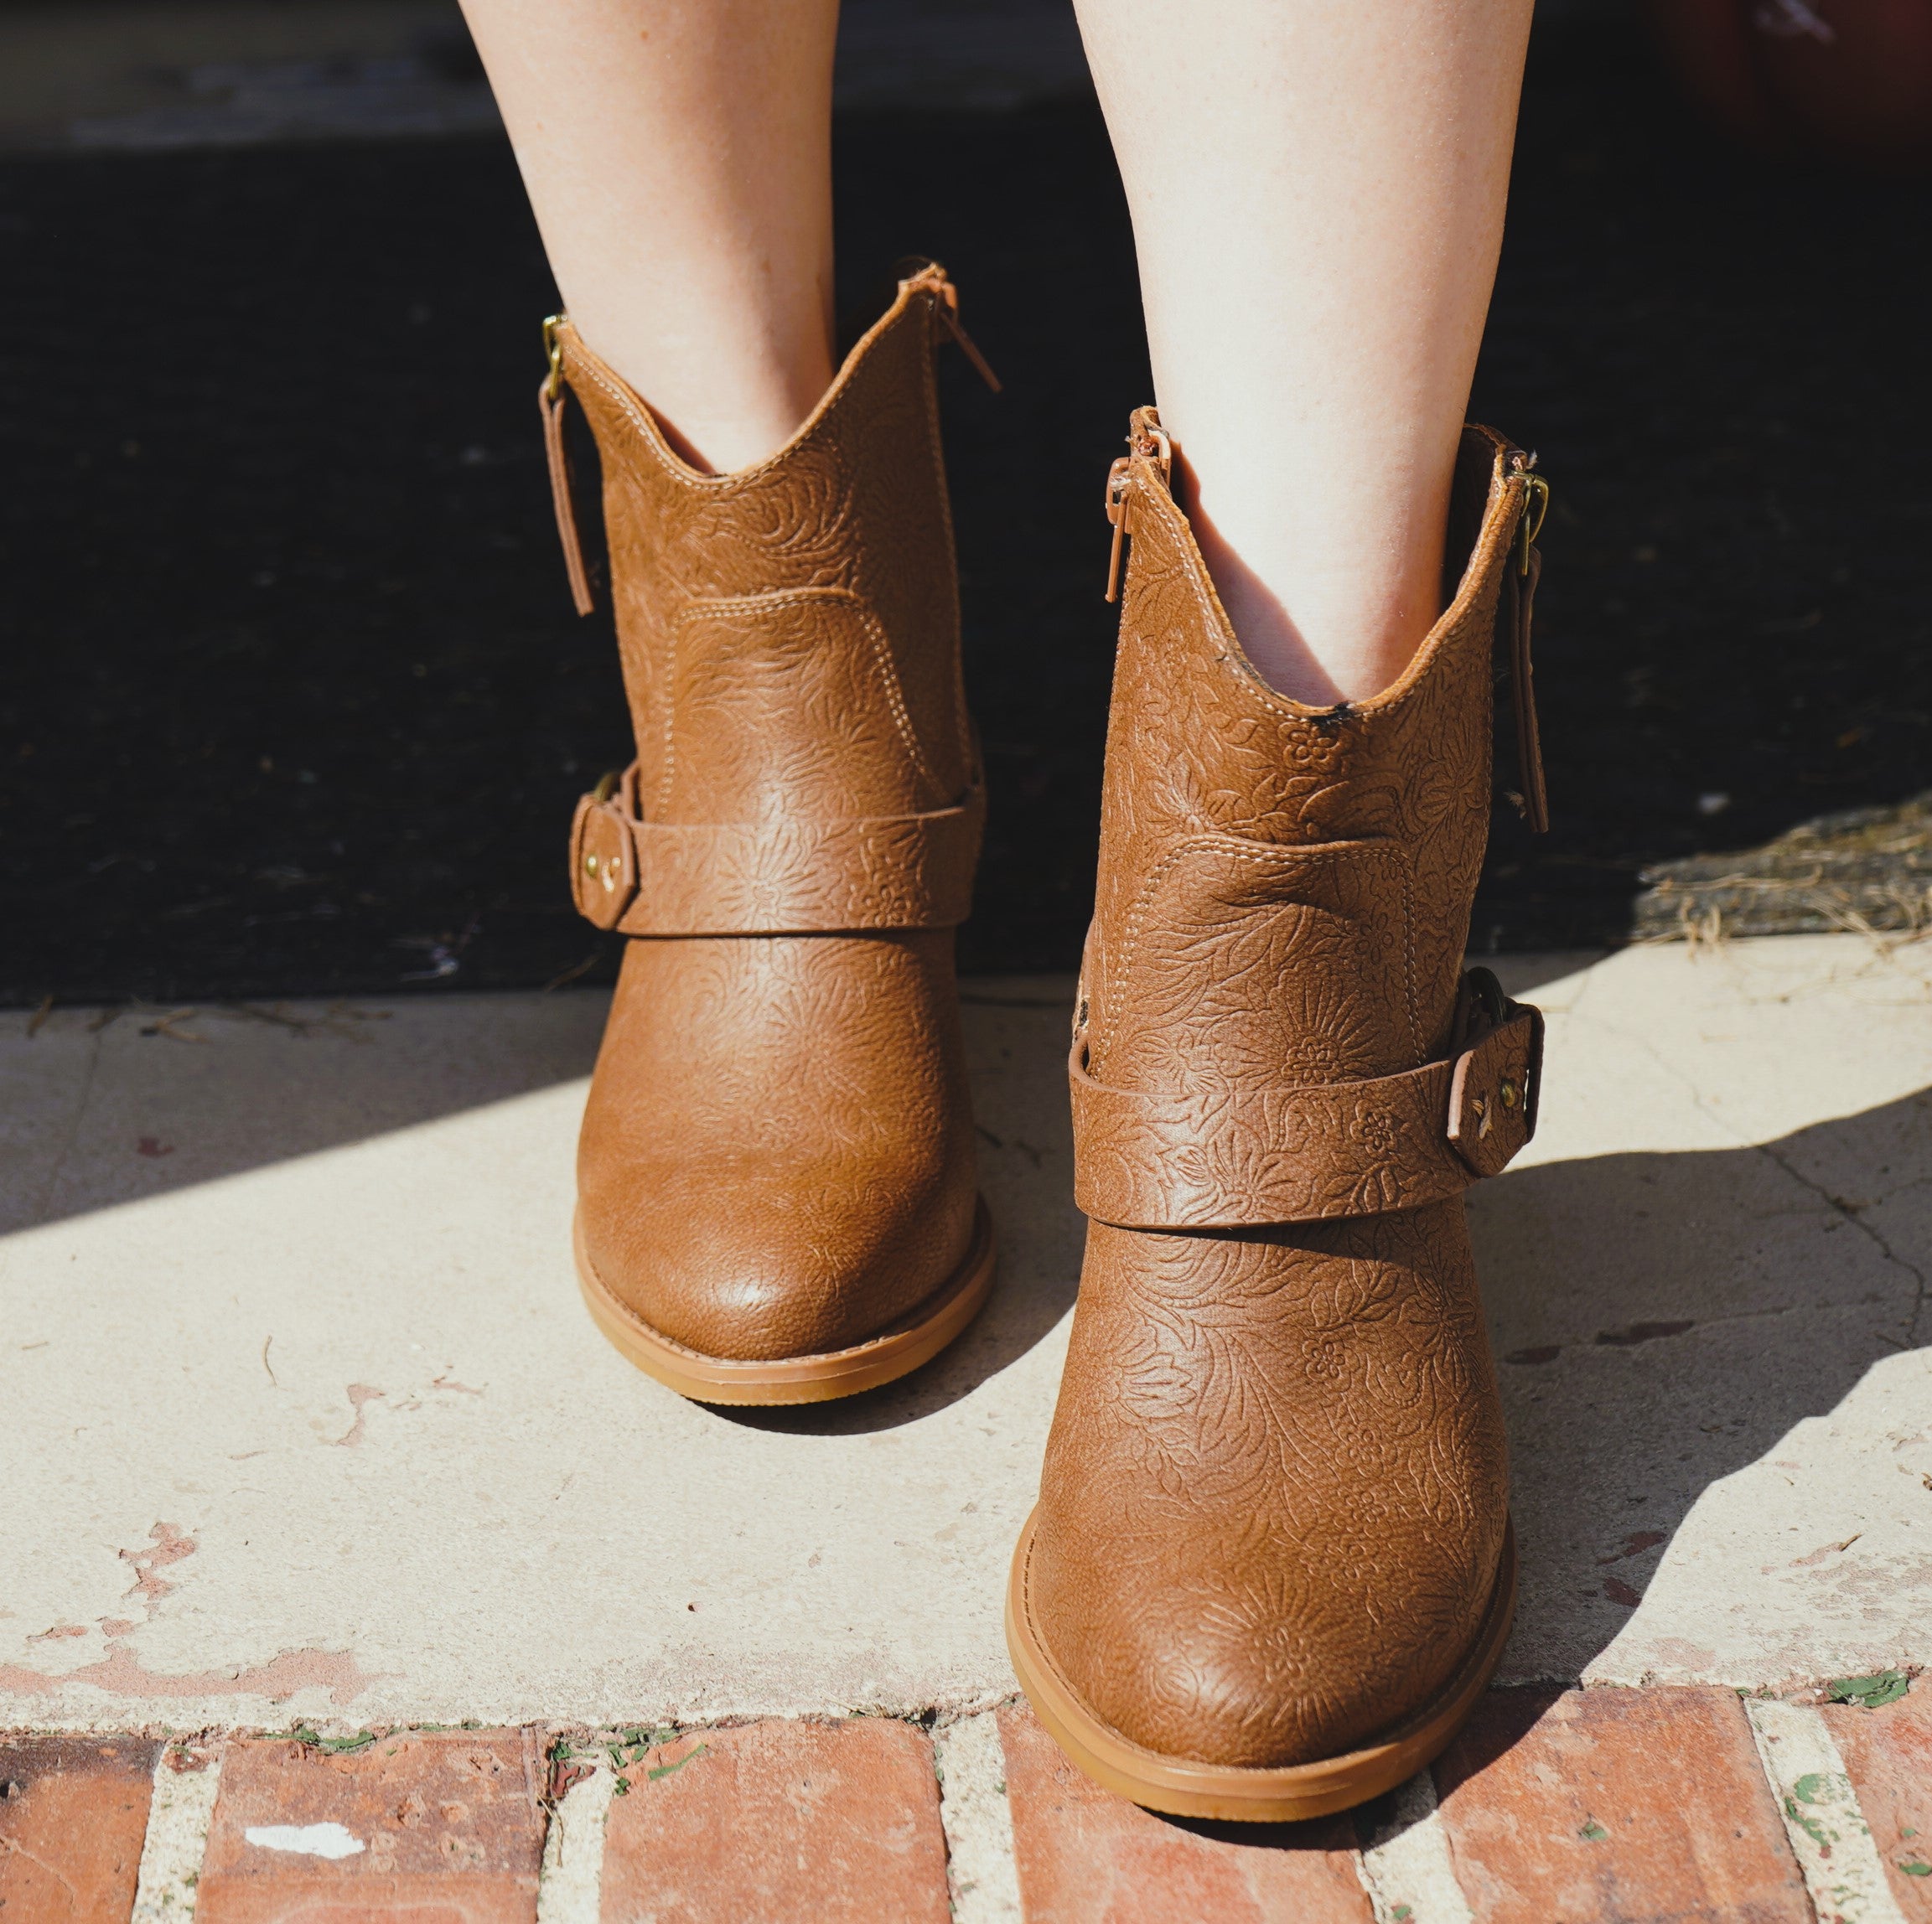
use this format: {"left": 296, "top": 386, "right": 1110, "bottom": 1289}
{"left": 1103, "top": 409, "right": 1171, "bottom": 603}
{"left": 540, "top": 314, "right": 595, "bottom": 618}
{"left": 1103, "top": 457, "right": 1132, "bottom": 603}
{"left": 904, "top": 261, "right": 1002, "bottom": 391}
{"left": 934, "top": 285, "right": 1002, "bottom": 392}
{"left": 1506, "top": 455, "right": 1551, "bottom": 834}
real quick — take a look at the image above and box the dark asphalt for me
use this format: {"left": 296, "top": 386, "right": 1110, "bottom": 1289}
{"left": 3, "top": 13, "right": 1928, "bottom": 1003}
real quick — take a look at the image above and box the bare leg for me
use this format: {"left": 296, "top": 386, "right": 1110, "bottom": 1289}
{"left": 458, "top": 0, "right": 839, "bottom": 473}
{"left": 1075, "top": 0, "right": 1535, "bottom": 704}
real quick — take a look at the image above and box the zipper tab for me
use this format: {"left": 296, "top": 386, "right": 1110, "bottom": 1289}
{"left": 542, "top": 313, "right": 565, "bottom": 403}
{"left": 1102, "top": 407, "right": 1173, "bottom": 602}
{"left": 1511, "top": 450, "right": 1549, "bottom": 576}
{"left": 1127, "top": 406, "right": 1173, "bottom": 489}
{"left": 1505, "top": 448, "right": 1551, "bottom": 831}
{"left": 1104, "top": 458, "right": 1132, "bottom": 603}
{"left": 538, "top": 313, "right": 595, "bottom": 618}
{"left": 902, "top": 261, "right": 1002, "bottom": 391}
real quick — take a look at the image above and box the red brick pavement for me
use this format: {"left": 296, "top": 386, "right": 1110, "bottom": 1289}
{"left": 0, "top": 1686, "right": 1921, "bottom": 1920}
{"left": 0, "top": 1735, "right": 156, "bottom": 1924}
{"left": 195, "top": 1728, "right": 545, "bottom": 1924}
{"left": 1433, "top": 1686, "right": 1811, "bottom": 1924}
{"left": 599, "top": 1717, "right": 950, "bottom": 1924}
{"left": 997, "top": 1704, "right": 1374, "bottom": 1923}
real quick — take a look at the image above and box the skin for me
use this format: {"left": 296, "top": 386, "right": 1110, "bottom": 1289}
{"left": 459, "top": 0, "right": 1534, "bottom": 703}
{"left": 460, "top": 0, "right": 842, "bottom": 474}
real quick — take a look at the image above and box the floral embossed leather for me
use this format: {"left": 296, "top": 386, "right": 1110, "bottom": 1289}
{"left": 544, "top": 269, "right": 996, "bottom": 1404}
{"left": 1007, "top": 416, "right": 1545, "bottom": 1818}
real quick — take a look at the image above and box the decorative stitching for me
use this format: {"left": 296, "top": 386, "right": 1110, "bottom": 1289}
{"left": 672, "top": 587, "right": 948, "bottom": 809}
{"left": 655, "top": 601, "right": 682, "bottom": 819}
{"left": 1095, "top": 838, "right": 1201, "bottom": 1074}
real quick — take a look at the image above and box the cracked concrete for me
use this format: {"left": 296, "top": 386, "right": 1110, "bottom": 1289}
{"left": 3, "top": 935, "right": 1929, "bottom": 1729}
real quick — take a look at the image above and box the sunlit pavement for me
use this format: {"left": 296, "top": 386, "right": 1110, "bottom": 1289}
{"left": 4, "top": 934, "right": 1930, "bottom": 1916}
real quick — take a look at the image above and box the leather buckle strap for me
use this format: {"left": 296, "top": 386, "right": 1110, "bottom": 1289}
{"left": 570, "top": 763, "right": 984, "bottom": 935}
{"left": 1070, "top": 970, "right": 1544, "bottom": 1230}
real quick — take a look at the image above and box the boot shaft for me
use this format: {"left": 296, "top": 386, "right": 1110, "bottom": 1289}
{"left": 1080, "top": 420, "right": 1541, "bottom": 1092}
{"left": 552, "top": 269, "right": 977, "bottom": 829}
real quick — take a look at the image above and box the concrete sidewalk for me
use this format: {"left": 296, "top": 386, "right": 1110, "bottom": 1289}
{"left": 3, "top": 934, "right": 1930, "bottom": 1738}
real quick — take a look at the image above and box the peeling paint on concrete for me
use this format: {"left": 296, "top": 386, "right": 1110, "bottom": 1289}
{"left": 328, "top": 1384, "right": 384, "bottom": 1448}
{"left": 0, "top": 1645, "right": 376, "bottom": 1704}
{"left": 120, "top": 1523, "right": 197, "bottom": 1612}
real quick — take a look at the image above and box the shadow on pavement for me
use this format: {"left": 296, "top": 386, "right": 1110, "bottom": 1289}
{"left": 1477, "top": 1084, "right": 1931, "bottom": 1684}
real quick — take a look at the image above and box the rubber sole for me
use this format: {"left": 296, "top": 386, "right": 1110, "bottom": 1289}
{"left": 573, "top": 1197, "right": 997, "bottom": 1405}
{"left": 1005, "top": 1508, "right": 1518, "bottom": 1822}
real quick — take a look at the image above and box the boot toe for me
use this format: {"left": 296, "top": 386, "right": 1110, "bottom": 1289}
{"left": 576, "top": 932, "right": 979, "bottom": 1366}
{"left": 580, "top": 1155, "right": 973, "bottom": 1362}
{"left": 1026, "top": 1213, "right": 1510, "bottom": 1771}
{"left": 1031, "top": 1527, "right": 1489, "bottom": 1768}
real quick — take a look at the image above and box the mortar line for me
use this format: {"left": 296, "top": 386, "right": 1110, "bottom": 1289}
{"left": 934, "top": 1707, "right": 1022, "bottom": 1923}
{"left": 1745, "top": 1697, "right": 1909, "bottom": 1924}
{"left": 131, "top": 1736, "right": 222, "bottom": 1922}
{"left": 1356, "top": 1767, "right": 1476, "bottom": 1924}
{"left": 534, "top": 1750, "right": 614, "bottom": 1924}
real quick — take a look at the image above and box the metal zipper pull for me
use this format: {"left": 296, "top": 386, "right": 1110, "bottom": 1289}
{"left": 1127, "top": 406, "right": 1172, "bottom": 489}
{"left": 539, "top": 313, "right": 595, "bottom": 618}
{"left": 1104, "top": 458, "right": 1132, "bottom": 603}
{"left": 1514, "top": 452, "right": 1550, "bottom": 576}
{"left": 1505, "top": 450, "right": 1551, "bottom": 831}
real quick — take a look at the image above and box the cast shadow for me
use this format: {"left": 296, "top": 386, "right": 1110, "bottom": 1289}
{"left": 0, "top": 990, "right": 614, "bottom": 1239}
{"left": 1469, "top": 1080, "right": 1931, "bottom": 1683}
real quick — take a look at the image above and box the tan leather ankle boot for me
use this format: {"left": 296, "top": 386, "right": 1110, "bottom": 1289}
{"left": 540, "top": 265, "right": 997, "bottom": 1404}
{"left": 1007, "top": 411, "right": 1550, "bottom": 1818}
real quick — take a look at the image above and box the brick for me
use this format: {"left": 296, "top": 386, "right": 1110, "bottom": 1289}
{"left": 196, "top": 1728, "right": 545, "bottom": 1924}
{"left": 1822, "top": 1689, "right": 1932, "bottom": 1921}
{"left": 598, "top": 1717, "right": 949, "bottom": 1924}
{"left": 0, "top": 1735, "right": 158, "bottom": 1923}
{"left": 1434, "top": 1687, "right": 1810, "bottom": 1923}
{"left": 996, "top": 1704, "right": 1374, "bottom": 1924}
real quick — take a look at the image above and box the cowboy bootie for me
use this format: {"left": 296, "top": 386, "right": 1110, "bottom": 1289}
{"left": 1007, "top": 410, "right": 1549, "bottom": 1818}
{"left": 541, "top": 265, "right": 998, "bottom": 1404}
